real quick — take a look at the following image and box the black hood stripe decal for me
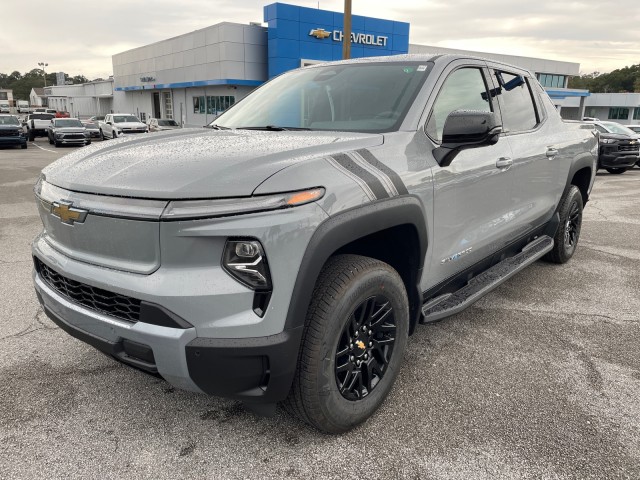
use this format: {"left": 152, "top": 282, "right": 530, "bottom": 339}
{"left": 356, "top": 149, "right": 409, "bottom": 196}
{"left": 330, "top": 153, "right": 389, "bottom": 200}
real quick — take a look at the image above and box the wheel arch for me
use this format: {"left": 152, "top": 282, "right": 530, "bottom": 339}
{"left": 566, "top": 154, "right": 596, "bottom": 206}
{"left": 284, "top": 196, "right": 428, "bottom": 336}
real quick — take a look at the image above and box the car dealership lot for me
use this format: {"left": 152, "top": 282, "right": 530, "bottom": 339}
{"left": 0, "top": 140, "right": 639, "bottom": 479}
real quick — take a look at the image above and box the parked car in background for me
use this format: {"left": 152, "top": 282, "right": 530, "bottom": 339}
{"left": 148, "top": 118, "right": 181, "bottom": 132}
{"left": 81, "top": 120, "right": 101, "bottom": 139}
{"left": 47, "top": 118, "right": 90, "bottom": 147}
{"left": 626, "top": 125, "right": 640, "bottom": 134}
{"left": 17, "top": 100, "right": 30, "bottom": 113}
{"left": 586, "top": 121, "right": 640, "bottom": 174}
{"left": 100, "top": 113, "right": 148, "bottom": 139}
{"left": 87, "top": 115, "right": 105, "bottom": 124}
{"left": 55, "top": 111, "right": 71, "bottom": 118}
{"left": 0, "top": 102, "right": 10, "bottom": 113}
{"left": 0, "top": 114, "right": 27, "bottom": 149}
{"left": 24, "top": 113, "right": 56, "bottom": 140}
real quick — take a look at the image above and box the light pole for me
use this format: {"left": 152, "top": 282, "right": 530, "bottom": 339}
{"left": 38, "top": 62, "right": 48, "bottom": 87}
{"left": 342, "top": 0, "right": 352, "bottom": 59}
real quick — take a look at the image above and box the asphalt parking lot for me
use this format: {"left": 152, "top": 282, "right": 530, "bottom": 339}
{"left": 1, "top": 138, "right": 639, "bottom": 479}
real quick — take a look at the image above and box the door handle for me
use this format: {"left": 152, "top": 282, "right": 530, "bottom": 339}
{"left": 496, "top": 157, "right": 513, "bottom": 169}
{"left": 546, "top": 146, "right": 558, "bottom": 158}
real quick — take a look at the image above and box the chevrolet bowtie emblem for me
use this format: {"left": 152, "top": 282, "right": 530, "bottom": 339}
{"left": 309, "top": 28, "right": 331, "bottom": 39}
{"left": 51, "top": 201, "right": 88, "bottom": 225}
{"left": 355, "top": 340, "right": 366, "bottom": 350}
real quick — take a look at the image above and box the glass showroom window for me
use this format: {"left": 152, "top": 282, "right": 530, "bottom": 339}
{"left": 206, "top": 96, "right": 235, "bottom": 115}
{"left": 193, "top": 96, "right": 206, "bottom": 114}
{"left": 609, "top": 107, "right": 629, "bottom": 120}
{"left": 537, "top": 74, "right": 566, "bottom": 88}
{"left": 633, "top": 109, "right": 640, "bottom": 120}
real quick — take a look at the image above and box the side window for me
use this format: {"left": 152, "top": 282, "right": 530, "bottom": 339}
{"left": 594, "top": 124, "right": 607, "bottom": 134}
{"left": 494, "top": 70, "right": 538, "bottom": 133}
{"left": 426, "top": 67, "right": 492, "bottom": 142}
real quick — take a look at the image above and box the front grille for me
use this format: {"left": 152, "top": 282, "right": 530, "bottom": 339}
{"left": 618, "top": 145, "right": 639, "bottom": 152}
{"left": 0, "top": 130, "right": 20, "bottom": 137}
{"left": 63, "top": 134, "right": 85, "bottom": 140}
{"left": 122, "top": 129, "right": 146, "bottom": 134}
{"left": 35, "top": 258, "right": 140, "bottom": 323}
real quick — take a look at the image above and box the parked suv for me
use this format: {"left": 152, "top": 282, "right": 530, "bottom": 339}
{"left": 0, "top": 114, "right": 27, "bottom": 149}
{"left": 587, "top": 121, "right": 640, "bottom": 173}
{"left": 32, "top": 55, "right": 598, "bottom": 433}
{"left": 100, "top": 113, "right": 148, "bottom": 139}
{"left": 47, "top": 118, "right": 91, "bottom": 147}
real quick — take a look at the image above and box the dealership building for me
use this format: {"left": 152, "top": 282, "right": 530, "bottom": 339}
{"left": 100, "top": 2, "right": 590, "bottom": 126}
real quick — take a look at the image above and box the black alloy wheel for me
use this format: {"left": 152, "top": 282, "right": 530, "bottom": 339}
{"left": 563, "top": 200, "right": 581, "bottom": 253}
{"left": 335, "top": 295, "right": 396, "bottom": 401}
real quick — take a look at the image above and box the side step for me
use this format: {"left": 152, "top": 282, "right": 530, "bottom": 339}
{"left": 420, "top": 235, "right": 554, "bottom": 323}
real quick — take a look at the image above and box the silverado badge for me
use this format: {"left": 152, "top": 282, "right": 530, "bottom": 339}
{"left": 51, "top": 201, "right": 88, "bottom": 225}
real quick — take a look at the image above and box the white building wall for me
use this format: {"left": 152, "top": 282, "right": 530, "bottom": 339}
{"left": 112, "top": 22, "right": 267, "bottom": 89}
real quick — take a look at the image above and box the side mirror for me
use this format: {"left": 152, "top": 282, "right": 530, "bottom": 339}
{"left": 107, "top": 121, "right": 112, "bottom": 125}
{"left": 434, "top": 110, "right": 502, "bottom": 166}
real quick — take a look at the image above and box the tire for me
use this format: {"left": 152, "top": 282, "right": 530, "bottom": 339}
{"left": 54, "top": 141, "right": 60, "bottom": 148}
{"left": 100, "top": 129, "right": 106, "bottom": 140}
{"left": 48, "top": 136, "right": 53, "bottom": 145}
{"left": 21, "top": 143, "right": 27, "bottom": 149}
{"left": 544, "top": 185, "right": 583, "bottom": 264}
{"left": 28, "top": 131, "right": 34, "bottom": 141}
{"left": 605, "top": 168, "right": 627, "bottom": 174}
{"left": 85, "top": 140, "right": 91, "bottom": 146}
{"left": 285, "top": 254, "right": 409, "bottom": 433}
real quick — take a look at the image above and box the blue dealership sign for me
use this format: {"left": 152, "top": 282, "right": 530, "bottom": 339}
{"left": 264, "top": 2, "right": 410, "bottom": 78}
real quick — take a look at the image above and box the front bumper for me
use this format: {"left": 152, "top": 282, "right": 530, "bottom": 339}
{"left": 0, "top": 136, "right": 26, "bottom": 147}
{"left": 56, "top": 138, "right": 88, "bottom": 145}
{"left": 599, "top": 151, "right": 639, "bottom": 169}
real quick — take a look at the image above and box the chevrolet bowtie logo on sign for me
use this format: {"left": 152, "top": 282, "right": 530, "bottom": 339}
{"left": 51, "top": 201, "right": 88, "bottom": 225}
{"left": 309, "top": 28, "right": 331, "bottom": 39}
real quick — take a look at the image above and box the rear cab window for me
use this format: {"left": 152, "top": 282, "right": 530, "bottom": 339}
{"left": 491, "top": 69, "right": 540, "bottom": 134}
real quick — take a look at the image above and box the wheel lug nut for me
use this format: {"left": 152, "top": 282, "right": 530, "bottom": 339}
{"left": 368, "top": 330, "right": 372, "bottom": 335}
{"left": 362, "top": 326, "right": 367, "bottom": 332}
{"left": 350, "top": 356, "right": 355, "bottom": 361}
{"left": 364, "top": 354, "right": 368, "bottom": 360}
{"left": 350, "top": 343, "right": 354, "bottom": 349}
{"left": 369, "top": 342, "right": 373, "bottom": 347}
{"left": 355, "top": 331, "right": 359, "bottom": 337}
{"left": 356, "top": 360, "right": 361, "bottom": 366}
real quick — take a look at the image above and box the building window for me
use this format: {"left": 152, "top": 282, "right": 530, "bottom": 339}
{"left": 537, "top": 74, "right": 566, "bottom": 88}
{"left": 193, "top": 96, "right": 205, "bottom": 114}
{"left": 163, "top": 91, "right": 173, "bottom": 119}
{"left": 206, "top": 96, "right": 235, "bottom": 115}
{"left": 633, "top": 109, "right": 640, "bottom": 120}
{"left": 585, "top": 107, "right": 598, "bottom": 118}
{"left": 609, "top": 107, "right": 629, "bottom": 120}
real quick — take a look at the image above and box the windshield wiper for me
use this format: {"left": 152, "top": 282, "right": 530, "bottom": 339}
{"left": 204, "top": 124, "right": 230, "bottom": 130}
{"left": 235, "top": 125, "right": 311, "bottom": 131}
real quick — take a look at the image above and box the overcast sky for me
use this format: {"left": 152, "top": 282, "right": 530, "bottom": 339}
{"left": 3, "top": 0, "right": 639, "bottom": 79}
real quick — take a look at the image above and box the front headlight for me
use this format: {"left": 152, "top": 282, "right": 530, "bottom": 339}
{"left": 222, "top": 239, "right": 271, "bottom": 290}
{"left": 601, "top": 138, "right": 617, "bottom": 144}
{"left": 161, "top": 187, "right": 325, "bottom": 220}
{"left": 55, "top": 133, "right": 63, "bottom": 138}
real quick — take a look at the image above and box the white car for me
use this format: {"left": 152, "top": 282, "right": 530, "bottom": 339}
{"left": 147, "top": 118, "right": 181, "bottom": 132}
{"left": 100, "top": 113, "right": 148, "bottom": 139}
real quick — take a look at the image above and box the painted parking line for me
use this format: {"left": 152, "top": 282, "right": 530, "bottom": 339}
{"left": 30, "top": 142, "right": 57, "bottom": 154}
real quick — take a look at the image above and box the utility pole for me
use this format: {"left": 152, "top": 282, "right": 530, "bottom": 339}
{"left": 38, "top": 62, "right": 48, "bottom": 87}
{"left": 342, "top": 0, "right": 352, "bottom": 59}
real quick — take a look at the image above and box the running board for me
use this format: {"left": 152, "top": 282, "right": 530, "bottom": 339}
{"left": 420, "top": 235, "right": 554, "bottom": 323}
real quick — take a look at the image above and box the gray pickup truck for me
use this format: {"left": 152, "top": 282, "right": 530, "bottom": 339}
{"left": 32, "top": 54, "right": 597, "bottom": 433}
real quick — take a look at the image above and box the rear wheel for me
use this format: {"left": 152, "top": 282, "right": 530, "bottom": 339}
{"left": 606, "top": 167, "right": 627, "bottom": 174}
{"left": 28, "top": 131, "right": 34, "bottom": 141}
{"left": 21, "top": 143, "right": 27, "bottom": 149}
{"left": 286, "top": 254, "right": 409, "bottom": 433}
{"left": 545, "top": 185, "right": 583, "bottom": 264}
{"left": 100, "top": 129, "right": 106, "bottom": 140}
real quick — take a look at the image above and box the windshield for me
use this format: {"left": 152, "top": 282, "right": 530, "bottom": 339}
{"left": 602, "top": 122, "right": 636, "bottom": 135}
{"left": 113, "top": 115, "right": 141, "bottom": 123}
{"left": 158, "top": 119, "right": 178, "bottom": 126}
{"left": 0, "top": 116, "right": 20, "bottom": 126}
{"left": 55, "top": 119, "right": 83, "bottom": 128}
{"left": 211, "top": 62, "right": 431, "bottom": 133}
{"left": 83, "top": 122, "right": 98, "bottom": 128}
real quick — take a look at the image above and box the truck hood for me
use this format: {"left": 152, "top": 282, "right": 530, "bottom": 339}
{"left": 55, "top": 127, "right": 86, "bottom": 133}
{"left": 42, "top": 128, "right": 383, "bottom": 199}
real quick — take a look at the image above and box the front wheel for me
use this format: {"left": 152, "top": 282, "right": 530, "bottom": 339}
{"left": 544, "top": 185, "right": 583, "bottom": 264}
{"left": 606, "top": 167, "right": 627, "bottom": 174}
{"left": 286, "top": 254, "right": 409, "bottom": 433}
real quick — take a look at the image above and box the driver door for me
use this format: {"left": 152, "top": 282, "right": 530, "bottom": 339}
{"left": 423, "top": 62, "right": 516, "bottom": 291}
